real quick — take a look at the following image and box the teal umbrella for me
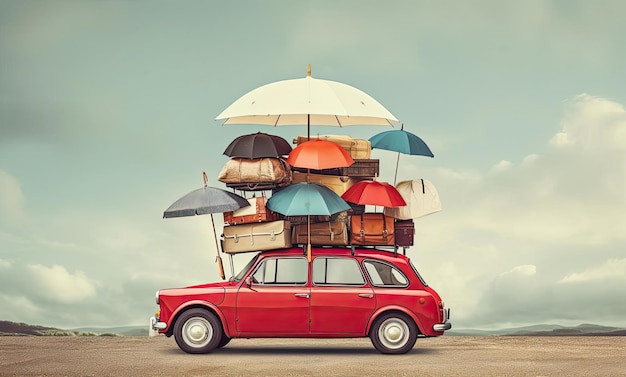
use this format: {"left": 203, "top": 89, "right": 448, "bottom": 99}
{"left": 267, "top": 182, "right": 350, "bottom": 216}
{"left": 369, "top": 125, "right": 434, "bottom": 185}
{"left": 267, "top": 182, "right": 350, "bottom": 261}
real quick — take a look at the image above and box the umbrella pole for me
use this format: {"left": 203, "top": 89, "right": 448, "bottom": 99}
{"left": 210, "top": 213, "right": 226, "bottom": 280}
{"left": 307, "top": 214, "right": 312, "bottom": 262}
{"left": 394, "top": 152, "right": 400, "bottom": 186}
{"left": 307, "top": 114, "right": 310, "bottom": 140}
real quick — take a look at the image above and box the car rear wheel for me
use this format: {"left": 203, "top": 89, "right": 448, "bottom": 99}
{"left": 370, "top": 313, "right": 417, "bottom": 354}
{"left": 174, "top": 308, "right": 222, "bottom": 354}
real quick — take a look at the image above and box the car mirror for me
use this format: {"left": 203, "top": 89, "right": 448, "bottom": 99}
{"left": 245, "top": 276, "right": 253, "bottom": 287}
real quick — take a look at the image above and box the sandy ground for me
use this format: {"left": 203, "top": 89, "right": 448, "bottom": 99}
{"left": 0, "top": 336, "right": 625, "bottom": 377}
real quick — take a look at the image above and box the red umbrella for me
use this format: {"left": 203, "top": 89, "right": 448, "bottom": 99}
{"left": 286, "top": 139, "right": 354, "bottom": 170}
{"left": 341, "top": 180, "right": 406, "bottom": 208}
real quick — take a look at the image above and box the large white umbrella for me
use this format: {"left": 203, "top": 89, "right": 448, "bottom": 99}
{"left": 216, "top": 65, "right": 399, "bottom": 138}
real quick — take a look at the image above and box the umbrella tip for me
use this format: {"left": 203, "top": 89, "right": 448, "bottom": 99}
{"left": 202, "top": 172, "right": 208, "bottom": 187}
{"left": 307, "top": 64, "right": 311, "bottom": 77}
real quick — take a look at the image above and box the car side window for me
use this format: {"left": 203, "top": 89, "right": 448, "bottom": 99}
{"left": 313, "top": 257, "right": 365, "bottom": 285}
{"left": 364, "top": 260, "right": 409, "bottom": 287}
{"left": 251, "top": 257, "right": 307, "bottom": 285}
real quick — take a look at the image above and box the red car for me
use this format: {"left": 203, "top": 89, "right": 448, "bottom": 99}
{"left": 150, "top": 247, "right": 451, "bottom": 354}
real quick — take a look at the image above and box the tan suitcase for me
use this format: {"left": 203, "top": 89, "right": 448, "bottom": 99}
{"left": 222, "top": 220, "right": 292, "bottom": 254}
{"left": 294, "top": 135, "right": 371, "bottom": 159}
{"left": 292, "top": 221, "right": 349, "bottom": 246}
{"left": 292, "top": 171, "right": 362, "bottom": 196}
{"left": 350, "top": 213, "right": 395, "bottom": 246}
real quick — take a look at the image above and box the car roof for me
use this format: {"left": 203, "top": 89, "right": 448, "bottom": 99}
{"left": 258, "top": 247, "right": 410, "bottom": 265}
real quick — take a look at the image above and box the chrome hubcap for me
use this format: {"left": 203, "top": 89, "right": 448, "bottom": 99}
{"left": 182, "top": 317, "right": 213, "bottom": 348}
{"left": 378, "top": 318, "right": 409, "bottom": 350}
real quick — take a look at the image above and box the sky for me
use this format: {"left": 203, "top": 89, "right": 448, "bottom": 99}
{"left": 1, "top": 0, "right": 625, "bottom": 330}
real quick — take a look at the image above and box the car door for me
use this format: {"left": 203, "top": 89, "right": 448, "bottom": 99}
{"left": 236, "top": 256, "right": 310, "bottom": 334}
{"left": 309, "top": 256, "right": 375, "bottom": 334}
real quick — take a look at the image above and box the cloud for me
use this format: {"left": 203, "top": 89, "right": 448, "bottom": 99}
{"left": 0, "top": 258, "right": 11, "bottom": 269}
{"left": 559, "top": 258, "right": 626, "bottom": 283}
{"left": 0, "top": 171, "right": 26, "bottom": 224}
{"left": 26, "top": 264, "right": 98, "bottom": 303}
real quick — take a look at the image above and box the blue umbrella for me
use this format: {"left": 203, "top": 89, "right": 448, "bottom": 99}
{"left": 267, "top": 182, "right": 350, "bottom": 261}
{"left": 267, "top": 182, "right": 350, "bottom": 216}
{"left": 369, "top": 125, "right": 434, "bottom": 184}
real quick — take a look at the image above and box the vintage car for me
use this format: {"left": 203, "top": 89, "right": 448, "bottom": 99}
{"left": 150, "top": 247, "right": 451, "bottom": 354}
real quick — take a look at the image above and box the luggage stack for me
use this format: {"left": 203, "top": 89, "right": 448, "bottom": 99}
{"left": 217, "top": 133, "right": 440, "bottom": 254}
{"left": 218, "top": 134, "right": 295, "bottom": 254}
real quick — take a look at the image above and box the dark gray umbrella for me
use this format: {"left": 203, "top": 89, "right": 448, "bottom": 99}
{"left": 223, "top": 132, "right": 292, "bottom": 159}
{"left": 163, "top": 173, "right": 250, "bottom": 279}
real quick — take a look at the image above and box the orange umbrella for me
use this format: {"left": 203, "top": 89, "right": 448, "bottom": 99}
{"left": 286, "top": 139, "right": 354, "bottom": 170}
{"left": 341, "top": 180, "right": 406, "bottom": 208}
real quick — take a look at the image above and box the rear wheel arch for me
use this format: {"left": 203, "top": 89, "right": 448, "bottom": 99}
{"left": 367, "top": 307, "right": 424, "bottom": 336}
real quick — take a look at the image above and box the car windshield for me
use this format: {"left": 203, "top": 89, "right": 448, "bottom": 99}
{"left": 233, "top": 253, "right": 260, "bottom": 282}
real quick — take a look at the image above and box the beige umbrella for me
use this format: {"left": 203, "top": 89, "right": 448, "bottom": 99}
{"left": 216, "top": 65, "right": 399, "bottom": 139}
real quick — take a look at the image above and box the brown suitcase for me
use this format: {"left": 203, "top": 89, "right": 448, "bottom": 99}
{"left": 294, "top": 135, "right": 371, "bottom": 159}
{"left": 394, "top": 219, "right": 415, "bottom": 247}
{"left": 350, "top": 213, "right": 395, "bottom": 246}
{"left": 292, "top": 221, "right": 349, "bottom": 246}
{"left": 222, "top": 220, "right": 292, "bottom": 253}
{"left": 218, "top": 157, "right": 291, "bottom": 186}
{"left": 292, "top": 171, "right": 362, "bottom": 196}
{"left": 292, "top": 159, "right": 379, "bottom": 178}
{"left": 283, "top": 210, "right": 347, "bottom": 225}
{"left": 223, "top": 197, "right": 278, "bottom": 225}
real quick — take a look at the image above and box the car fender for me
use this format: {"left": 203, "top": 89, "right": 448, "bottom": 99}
{"left": 366, "top": 305, "right": 425, "bottom": 335}
{"left": 166, "top": 300, "right": 232, "bottom": 337}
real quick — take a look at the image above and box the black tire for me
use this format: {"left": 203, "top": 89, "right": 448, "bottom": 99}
{"left": 173, "top": 308, "right": 222, "bottom": 354}
{"left": 369, "top": 312, "right": 418, "bottom": 354}
{"left": 217, "top": 334, "right": 231, "bottom": 348}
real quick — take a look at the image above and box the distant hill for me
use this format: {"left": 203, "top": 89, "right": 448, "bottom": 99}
{"left": 0, "top": 321, "right": 140, "bottom": 337}
{"left": 448, "top": 323, "right": 626, "bottom": 336}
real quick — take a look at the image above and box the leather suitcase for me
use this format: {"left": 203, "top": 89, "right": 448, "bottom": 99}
{"left": 292, "top": 159, "right": 379, "bottom": 178}
{"left": 222, "top": 220, "right": 292, "bottom": 253}
{"left": 292, "top": 171, "right": 362, "bottom": 196}
{"left": 394, "top": 219, "right": 415, "bottom": 247}
{"left": 292, "top": 221, "right": 349, "bottom": 246}
{"left": 223, "top": 197, "right": 278, "bottom": 225}
{"left": 350, "top": 213, "right": 395, "bottom": 246}
{"left": 218, "top": 157, "right": 291, "bottom": 186}
{"left": 294, "top": 135, "right": 371, "bottom": 159}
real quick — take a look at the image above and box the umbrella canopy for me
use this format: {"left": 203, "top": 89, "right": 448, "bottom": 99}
{"left": 163, "top": 186, "right": 250, "bottom": 218}
{"left": 163, "top": 173, "right": 250, "bottom": 280}
{"left": 341, "top": 180, "right": 406, "bottom": 208}
{"left": 223, "top": 132, "right": 292, "bottom": 159}
{"left": 383, "top": 179, "right": 442, "bottom": 220}
{"left": 267, "top": 182, "right": 350, "bottom": 216}
{"left": 216, "top": 65, "right": 399, "bottom": 137}
{"left": 369, "top": 129, "right": 434, "bottom": 157}
{"left": 369, "top": 125, "right": 434, "bottom": 185}
{"left": 286, "top": 139, "right": 354, "bottom": 170}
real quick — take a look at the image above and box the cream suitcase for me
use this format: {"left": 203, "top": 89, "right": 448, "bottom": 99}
{"left": 222, "top": 220, "right": 292, "bottom": 254}
{"left": 291, "top": 171, "right": 362, "bottom": 196}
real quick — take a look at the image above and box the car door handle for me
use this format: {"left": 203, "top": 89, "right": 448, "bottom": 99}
{"left": 294, "top": 293, "right": 310, "bottom": 298}
{"left": 358, "top": 293, "right": 373, "bottom": 298}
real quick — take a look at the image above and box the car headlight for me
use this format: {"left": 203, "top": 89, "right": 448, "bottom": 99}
{"left": 155, "top": 290, "right": 160, "bottom": 305}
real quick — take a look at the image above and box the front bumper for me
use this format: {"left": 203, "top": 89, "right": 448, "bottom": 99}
{"left": 149, "top": 316, "right": 167, "bottom": 337}
{"left": 433, "top": 307, "right": 451, "bottom": 332}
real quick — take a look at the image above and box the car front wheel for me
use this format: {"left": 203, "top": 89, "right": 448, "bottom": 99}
{"left": 173, "top": 308, "right": 222, "bottom": 354}
{"left": 369, "top": 313, "right": 418, "bottom": 354}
